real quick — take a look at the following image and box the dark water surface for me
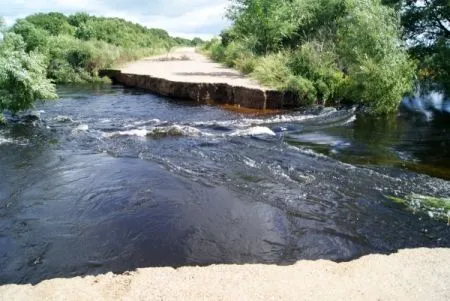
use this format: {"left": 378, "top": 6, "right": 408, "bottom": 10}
{"left": 1, "top": 85, "right": 449, "bottom": 284}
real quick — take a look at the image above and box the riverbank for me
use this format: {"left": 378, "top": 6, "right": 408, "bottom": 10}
{"left": 100, "top": 48, "right": 301, "bottom": 110}
{"left": 1, "top": 248, "right": 449, "bottom": 301}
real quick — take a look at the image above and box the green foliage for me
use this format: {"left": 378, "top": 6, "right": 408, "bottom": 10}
{"left": 0, "top": 12, "right": 195, "bottom": 112}
{"left": 383, "top": 0, "right": 450, "bottom": 94}
{"left": 206, "top": 38, "right": 227, "bottom": 62}
{"left": 288, "top": 42, "right": 347, "bottom": 105}
{"left": 44, "top": 35, "right": 158, "bottom": 83}
{"left": 252, "top": 52, "right": 293, "bottom": 89}
{"left": 206, "top": 0, "right": 416, "bottom": 113}
{"left": 25, "top": 12, "right": 73, "bottom": 36}
{"left": 6, "top": 13, "right": 194, "bottom": 83}
{"left": 68, "top": 12, "right": 90, "bottom": 27}
{"left": 8, "top": 12, "right": 194, "bottom": 84}
{"left": 387, "top": 193, "right": 450, "bottom": 223}
{"left": 190, "top": 37, "right": 205, "bottom": 47}
{"left": 0, "top": 33, "right": 57, "bottom": 113}
{"left": 227, "top": 0, "right": 297, "bottom": 54}
{"left": 336, "top": 0, "right": 416, "bottom": 113}
{"left": 11, "top": 20, "right": 49, "bottom": 52}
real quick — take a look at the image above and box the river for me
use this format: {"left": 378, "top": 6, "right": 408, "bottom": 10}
{"left": 0, "top": 85, "right": 449, "bottom": 284}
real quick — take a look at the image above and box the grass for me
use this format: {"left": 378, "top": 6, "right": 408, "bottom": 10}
{"left": 387, "top": 193, "right": 450, "bottom": 224}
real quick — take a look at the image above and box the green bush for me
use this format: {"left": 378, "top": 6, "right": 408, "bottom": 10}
{"left": 235, "top": 54, "right": 257, "bottom": 74}
{"left": 288, "top": 42, "right": 347, "bottom": 105}
{"left": 0, "top": 33, "right": 56, "bottom": 113}
{"left": 252, "top": 53, "right": 293, "bottom": 90}
{"left": 0, "top": 12, "right": 197, "bottom": 114}
{"left": 284, "top": 75, "right": 317, "bottom": 105}
{"left": 207, "top": 39, "right": 227, "bottom": 62}
{"left": 383, "top": 0, "right": 449, "bottom": 95}
{"left": 11, "top": 20, "right": 49, "bottom": 52}
{"left": 205, "top": 0, "right": 416, "bottom": 113}
{"left": 8, "top": 12, "right": 194, "bottom": 84}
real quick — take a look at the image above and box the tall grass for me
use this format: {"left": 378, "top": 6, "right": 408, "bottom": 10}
{"left": 45, "top": 35, "right": 167, "bottom": 83}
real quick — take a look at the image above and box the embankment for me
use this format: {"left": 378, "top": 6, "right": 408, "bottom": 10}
{"left": 100, "top": 48, "right": 301, "bottom": 110}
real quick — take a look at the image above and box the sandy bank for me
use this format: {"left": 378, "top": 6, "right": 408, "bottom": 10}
{"left": 1, "top": 248, "right": 449, "bottom": 301}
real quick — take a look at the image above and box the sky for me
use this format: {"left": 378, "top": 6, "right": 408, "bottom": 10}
{"left": 0, "top": 0, "right": 230, "bottom": 39}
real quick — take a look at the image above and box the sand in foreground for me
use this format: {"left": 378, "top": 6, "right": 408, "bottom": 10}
{"left": 1, "top": 248, "right": 449, "bottom": 301}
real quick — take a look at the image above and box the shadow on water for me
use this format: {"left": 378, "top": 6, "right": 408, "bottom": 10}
{"left": 0, "top": 85, "right": 449, "bottom": 285}
{"left": 286, "top": 110, "right": 450, "bottom": 180}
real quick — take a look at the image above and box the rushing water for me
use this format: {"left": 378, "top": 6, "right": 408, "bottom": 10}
{"left": 0, "top": 85, "right": 449, "bottom": 284}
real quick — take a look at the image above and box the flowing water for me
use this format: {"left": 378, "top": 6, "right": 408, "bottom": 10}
{"left": 1, "top": 85, "right": 449, "bottom": 284}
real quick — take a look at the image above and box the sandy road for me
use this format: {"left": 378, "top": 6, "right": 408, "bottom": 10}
{"left": 120, "top": 47, "right": 269, "bottom": 89}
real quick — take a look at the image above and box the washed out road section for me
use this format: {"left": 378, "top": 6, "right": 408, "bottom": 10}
{"left": 101, "top": 48, "right": 300, "bottom": 109}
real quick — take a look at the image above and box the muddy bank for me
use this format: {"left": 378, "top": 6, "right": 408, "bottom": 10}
{"left": 1, "top": 248, "right": 449, "bottom": 301}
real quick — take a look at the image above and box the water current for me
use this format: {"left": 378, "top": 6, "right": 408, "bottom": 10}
{"left": 1, "top": 85, "right": 449, "bottom": 284}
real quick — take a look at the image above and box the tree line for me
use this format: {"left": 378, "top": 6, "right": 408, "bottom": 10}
{"left": 0, "top": 12, "right": 202, "bottom": 115}
{"left": 204, "top": 0, "right": 449, "bottom": 114}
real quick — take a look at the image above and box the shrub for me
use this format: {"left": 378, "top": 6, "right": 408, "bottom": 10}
{"left": 207, "top": 39, "right": 227, "bottom": 62}
{"left": 210, "top": 0, "right": 416, "bottom": 113}
{"left": 252, "top": 52, "right": 292, "bottom": 89}
{"left": 9, "top": 12, "right": 194, "bottom": 84}
{"left": 12, "top": 20, "right": 49, "bottom": 52}
{"left": 235, "top": 54, "right": 257, "bottom": 74}
{"left": 283, "top": 75, "right": 317, "bottom": 105}
{"left": 0, "top": 33, "right": 56, "bottom": 113}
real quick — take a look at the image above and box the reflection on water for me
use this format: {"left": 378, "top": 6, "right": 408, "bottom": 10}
{"left": 0, "top": 85, "right": 449, "bottom": 284}
{"left": 288, "top": 112, "right": 450, "bottom": 180}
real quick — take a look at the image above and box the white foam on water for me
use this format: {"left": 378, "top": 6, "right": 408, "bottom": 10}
{"left": 228, "top": 126, "right": 276, "bottom": 137}
{"left": 123, "top": 119, "right": 162, "bottom": 129}
{"left": 101, "top": 109, "right": 354, "bottom": 140}
{"left": 343, "top": 115, "right": 357, "bottom": 125}
{"left": 0, "top": 137, "right": 14, "bottom": 145}
{"left": 192, "top": 114, "right": 320, "bottom": 129}
{"left": 103, "top": 125, "right": 210, "bottom": 138}
{"left": 149, "top": 125, "right": 208, "bottom": 137}
{"left": 284, "top": 144, "right": 331, "bottom": 160}
{"left": 53, "top": 115, "right": 74, "bottom": 123}
{"left": 73, "top": 124, "right": 89, "bottom": 132}
{"left": 104, "top": 128, "right": 148, "bottom": 138}
{"left": 0, "top": 135, "right": 29, "bottom": 146}
{"left": 267, "top": 164, "right": 295, "bottom": 182}
{"left": 243, "top": 157, "right": 258, "bottom": 168}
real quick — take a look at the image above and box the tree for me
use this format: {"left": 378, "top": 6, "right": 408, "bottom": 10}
{"left": 12, "top": 20, "right": 48, "bottom": 52}
{"left": 191, "top": 37, "right": 204, "bottom": 46}
{"left": 383, "top": 0, "right": 450, "bottom": 94}
{"left": 227, "top": 0, "right": 297, "bottom": 54}
{"left": 6, "top": 12, "right": 198, "bottom": 85}
{"left": 68, "top": 12, "right": 90, "bottom": 27}
{"left": 0, "top": 33, "right": 56, "bottom": 113}
{"left": 221, "top": 0, "right": 415, "bottom": 113}
{"left": 25, "top": 12, "right": 70, "bottom": 36}
{"left": 75, "top": 22, "right": 95, "bottom": 40}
